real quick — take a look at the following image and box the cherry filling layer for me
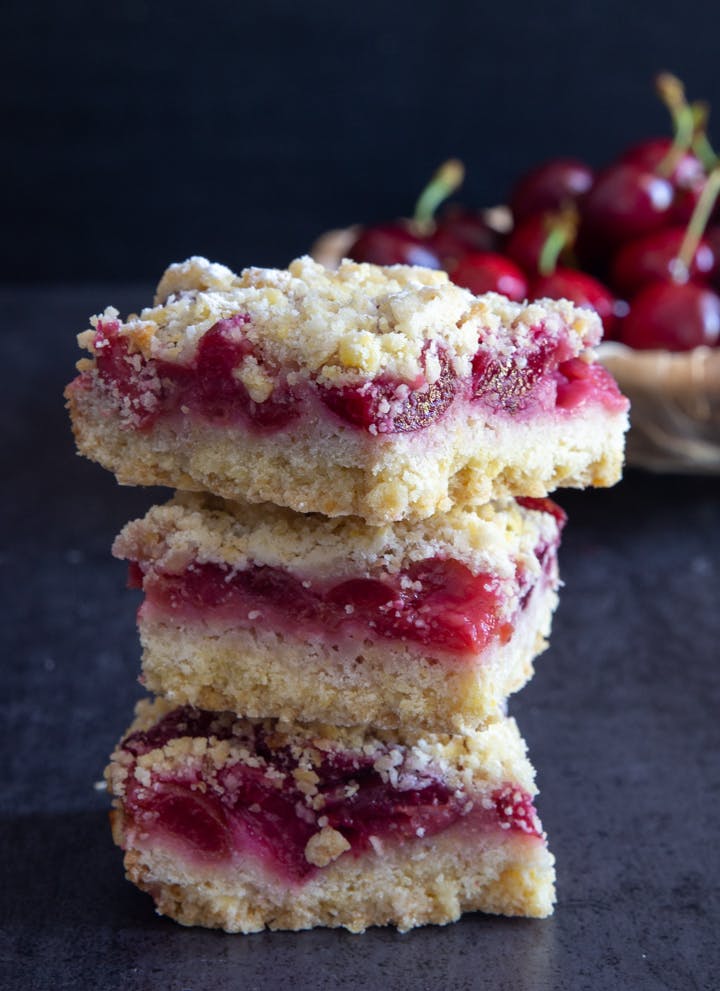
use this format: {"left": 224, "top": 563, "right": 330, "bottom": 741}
{"left": 119, "top": 706, "right": 543, "bottom": 883}
{"left": 82, "top": 314, "right": 626, "bottom": 436}
{"left": 129, "top": 554, "right": 526, "bottom": 656}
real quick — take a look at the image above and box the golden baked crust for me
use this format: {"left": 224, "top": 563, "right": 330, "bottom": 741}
{"left": 106, "top": 700, "right": 555, "bottom": 930}
{"left": 66, "top": 255, "right": 627, "bottom": 521}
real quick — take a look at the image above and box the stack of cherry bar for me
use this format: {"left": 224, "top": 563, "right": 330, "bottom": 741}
{"left": 66, "top": 255, "right": 628, "bottom": 932}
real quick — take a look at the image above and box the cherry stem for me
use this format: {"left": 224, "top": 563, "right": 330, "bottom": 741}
{"left": 413, "top": 159, "right": 465, "bottom": 233}
{"left": 674, "top": 165, "right": 720, "bottom": 280}
{"left": 655, "top": 73, "right": 695, "bottom": 178}
{"left": 538, "top": 209, "right": 578, "bottom": 277}
{"left": 691, "top": 101, "right": 719, "bottom": 171}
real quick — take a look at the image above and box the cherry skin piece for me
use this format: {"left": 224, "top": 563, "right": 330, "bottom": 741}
{"left": 610, "top": 228, "right": 717, "bottom": 297}
{"left": 449, "top": 252, "right": 528, "bottom": 301}
{"left": 620, "top": 282, "right": 720, "bottom": 350}
{"left": 580, "top": 163, "right": 675, "bottom": 245}
{"left": 530, "top": 269, "right": 618, "bottom": 338}
{"left": 472, "top": 336, "right": 558, "bottom": 415}
{"left": 510, "top": 158, "right": 594, "bottom": 224}
{"left": 320, "top": 348, "right": 457, "bottom": 433}
{"left": 190, "top": 316, "right": 298, "bottom": 429}
{"left": 347, "top": 224, "right": 441, "bottom": 268}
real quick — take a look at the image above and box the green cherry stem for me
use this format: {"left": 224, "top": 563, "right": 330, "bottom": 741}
{"left": 655, "top": 73, "right": 696, "bottom": 178}
{"left": 537, "top": 208, "right": 579, "bottom": 277}
{"left": 673, "top": 165, "right": 720, "bottom": 280}
{"left": 691, "top": 102, "right": 719, "bottom": 172}
{"left": 413, "top": 159, "right": 465, "bottom": 234}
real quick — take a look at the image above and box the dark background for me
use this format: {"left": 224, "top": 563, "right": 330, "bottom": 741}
{"left": 4, "top": 0, "right": 720, "bottom": 284}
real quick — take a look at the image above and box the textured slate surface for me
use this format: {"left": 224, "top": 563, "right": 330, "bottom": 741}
{"left": 1, "top": 287, "right": 719, "bottom": 990}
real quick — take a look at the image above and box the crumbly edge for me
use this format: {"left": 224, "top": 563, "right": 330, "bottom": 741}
{"left": 74, "top": 254, "right": 601, "bottom": 389}
{"left": 111, "top": 813, "right": 555, "bottom": 931}
{"left": 113, "top": 487, "right": 559, "bottom": 584}
{"left": 108, "top": 698, "right": 537, "bottom": 798}
{"left": 68, "top": 378, "right": 627, "bottom": 523}
{"left": 135, "top": 565, "right": 556, "bottom": 731}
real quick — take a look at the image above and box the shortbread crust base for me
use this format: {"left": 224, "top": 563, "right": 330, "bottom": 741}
{"left": 137, "top": 572, "right": 557, "bottom": 731}
{"left": 68, "top": 379, "right": 626, "bottom": 522}
{"left": 112, "top": 811, "right": 555, "bottom": 932}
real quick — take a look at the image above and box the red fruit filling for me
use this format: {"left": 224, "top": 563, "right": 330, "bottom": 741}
{"left": 472, "top": 330, "right": 626, "bottom": 416}
{"left": 133, "top": 556, "right": 516, "bottom": 655}
{"left": 86, "top": 312, "right": 623, "bottom": 438}
{"left": 119, "top": 706, "right": 542, "bottom": 882}
{"left": 320, "top": 346, "right": 457, "bottom": 433}
{"left": 93, "top": 316, "right": 298, "bottom": 431}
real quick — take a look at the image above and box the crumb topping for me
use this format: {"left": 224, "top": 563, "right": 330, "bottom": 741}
{"left": 107, "top": 698, "right": 536, "bottom": 803}
{"left": 77, "top": 255, "right": 601, "bottom": 388}
{"left": 113, "top": 491, "right": 560, "bottom": 586}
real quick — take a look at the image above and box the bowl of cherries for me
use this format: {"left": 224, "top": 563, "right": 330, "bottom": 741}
{"left": 312, "top": 74, "right": 720, "bottom": 474}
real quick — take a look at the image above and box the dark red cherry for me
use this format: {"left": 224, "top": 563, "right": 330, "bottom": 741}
{"left": 581, "top": 163, "right": 675, "bottom": 244}
{"left": 347, "top": 224, "right": 441, "bottom": 268}
{"left": 621, "top": 138, "right": 706, "bottom": 188}
{"left": 506, "top": 214, "right": 566, "bottom": 276}
{"left": 704, "top": 228, "right": 720, "bottom": 291}
{"left": 449, "top": 252, "right": 528, "bottom": 301}
{"left": 611, "top": 228, "right": 716, "bottom": 296}
{"left": 510, "top": 158, "right": 594, "bottom": 224}
{"left": 620, "top": 282, "right": 720, "bottom": 350}
{"left": 434, "top": 205, "right": 498, "bottom": 253}
{"left": 531, "top": 269, "right": 618, "bottom": 338}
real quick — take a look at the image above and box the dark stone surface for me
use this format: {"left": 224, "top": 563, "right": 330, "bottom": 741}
{"left": 1, "top": 287, "right": 719, "bottom": 990}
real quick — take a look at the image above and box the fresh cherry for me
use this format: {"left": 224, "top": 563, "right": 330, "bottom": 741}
{"left": 620, "top": 282, "right": 720, "bottom": 350}
{"left": 347, "top": 224, "right": 441, "bottom": 268}
{"left": 610, "top": 228, "right": 716, "bottom": 296}
{"left": 506, "top": 214, "right": 569, "bottom": 276}
{"left": 531, "top": 269, "right": 619, "bottom": 339}
{"left": 621, "top": 138, "right": 706, "bottom": 189}
{"left": 449, "top": 252, "right": 528, "bottom": 301}
{"left": 433, "top": 205, "right": 498, "bottom": 254}
{"left": 510, "top": 158, "right": 594, "bottom": 224}
{"left": 580, "top": 163, "right": 675, "bottom": 245}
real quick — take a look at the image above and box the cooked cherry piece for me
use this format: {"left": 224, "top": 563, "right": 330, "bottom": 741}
{"left": 320, "top": 349, "right": 457, "bottom": 433}
{"left": 140, "top": 555, "right": 509, "bottom": 654}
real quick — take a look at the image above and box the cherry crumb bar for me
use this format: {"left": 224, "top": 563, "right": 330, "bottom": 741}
{"left": 67, "top": 256, "right": 628, "bottom": 524}
{"left": 113, "top": 492, "right": 564, "bottom": 732}
{"left": 106, "top": 698, "right": 555, "bottom": 932}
